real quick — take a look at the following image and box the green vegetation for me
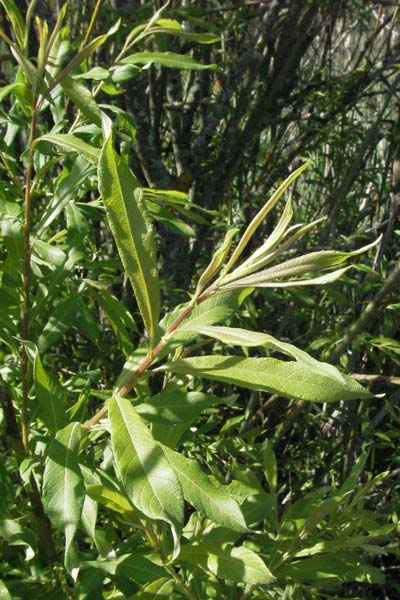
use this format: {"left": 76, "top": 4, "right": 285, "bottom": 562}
{"left": 0, "top": 1, "right": 399, "bottom": 598}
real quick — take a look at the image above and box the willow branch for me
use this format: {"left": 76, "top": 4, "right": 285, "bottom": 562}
{"left": 83, "top": 292, "right": 209, "bottom": 430}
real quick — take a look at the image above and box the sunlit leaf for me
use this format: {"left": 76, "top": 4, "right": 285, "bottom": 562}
{"left": 43, "top": 422, "right": 84, "bottom": 573}
{"left": 164, "top": 355, "right": 372, "bottom": 402}
{"left": 180, "top": 541, "right": 275, "bottom": 584}
{"left": 121, "top": 51, "right": 219, "bottom": 71}
{"left": 98, "top": 137, "right": 160, "bottom": 341}
{"left": 109, "top": 396, "right": 184, "bottom": 557}
{"left": 161, "top": 444, "right": 248, "bottom": 532}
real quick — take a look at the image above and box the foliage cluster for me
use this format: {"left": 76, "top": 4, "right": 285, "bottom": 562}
{"left": 0, "top": 1, "right": 399, "bottom": 599}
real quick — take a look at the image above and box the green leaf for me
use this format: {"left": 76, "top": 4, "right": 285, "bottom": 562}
{"left": 151, "top": 26, "right": 220, "bottom": 44}
{"left": 83, "top": 554, "right": 168, "bottom": 585}
{"left": 98, "top": 137, "right": 160, "bottom": 341}
{"left": 87, "top": 283, "right": 137, "bottom": 356}
{"left": 146, "top": 200, "right": 196, "bottom": 237}
{"left": 276, "top": 552, "right": 384, "bottom": 585}
{"left": 196, "top": 228, "right": 239, "bottom": 293}
{"left": 37, "top": 293, "right": 80, "bottom": 353}
{"left": 165, "top": 291, "right": 241, "bottom": 346}
{"left": 0, "top": 81, "right": 24, "bottom": 102}
{"left": 121, "top": 51, "right": 219, "bottom": 71}
{"left": 35, "top": 133, "right": 100, "bottom": 164}
{"left": 223, "top": 161, "right": 311, "bottom": 275}
{"left": 220, "top": 237, "right": 380, "bottom": 290}
{"left": 136, "top": 391, "right": 221, "bottom": 425}
{"left": 109, "top": 396, "right": 184, "bottom": 556}
{"left": 132, "top": 578, "right": 175, "bottom": 599}
{"left": 61, "top": 75, "right": 102, "bottom": 126}
{"left": 177, "top": 325, "right": 343, "bottom": 382}
{"left": 263, "top": 440, "right": 277, "bottom": 493}
{"left": 43, "top": 422, "right": 84, "bottom": 573}
{"left": 161, "top": 445, "right": 248, "bottom": 532}
{"left": 35, "top": 155, "right": 95, "bottom": 235}
{"left": 224, "top": 480, "right": 276, "bottom": 527}
{"left": 0, "top": 518, "right": 36, "bottom": 558}
{"left": 32, "top": 345, "right": 66, "bottom": 433}
{"left": 0, "top": 579, "right": 12, "bottom": 599}
{"left": 53, "top": 32, "right": 111, "bottom": 88}
{"left": 0, "top": 0, "right": 25, "bottom": 49}
{"left": 179, "top": 541, "right": 275, "bottom": 585}
{"left": 85, "top": 484, "right": 137, "bottom": 520}
{"left": 163, "top": 355, "right": 372, "bottom": 403}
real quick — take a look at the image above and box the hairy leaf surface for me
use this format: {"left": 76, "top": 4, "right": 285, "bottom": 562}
{"left": 164, "top": 355, "right": 372, "bottom": 402}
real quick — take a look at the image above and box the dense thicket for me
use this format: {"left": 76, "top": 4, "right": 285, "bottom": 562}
{"left": 0, "top": 1, "right": 399, "bottom": 598}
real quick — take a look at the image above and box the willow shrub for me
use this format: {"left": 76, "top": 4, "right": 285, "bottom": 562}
{"left": 0, "top": 2, "right": 390, "bottom": 599}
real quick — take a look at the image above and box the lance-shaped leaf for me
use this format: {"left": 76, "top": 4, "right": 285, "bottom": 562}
{"left": 22, "top": 340, "right": 66, "bottom": 433}
{"left": 61, "top": 75, "right": 102, "bottom": 126}
{"left": 222, "top": 161, "right": 311, "bottom": 275}
{"left": 219, "top": 237, "right": 380, "bottom": 291}
{"left": 161, "top": 444, "right": 248, "bottom": 532}
{"left": 85, "top": 484, "right": 137, "bottom": 521}
{"left": 0, "top": 0, "right": 25, "bottom": 48}
{"left": 196, "top": 228, "right": 239, "bottom": 293}
{"left": 121, "top": 51, "right": 219, "bottom": 71}
{"left": 179, "top": 541, "right": 275, "bottom": 585}
{"left": 32, "top": 345, "right": 66, "bottom": 433}
{"left": 238, "top": 198, "right": 293, "bottom": 261}
{"left": 136, "top": 391, "right": 222, "bottom": 425}
{"left": 163, "top": 355, "right": 372, "bottom": 403}
{"left": 35, "top": 133, "right": 100, "bottom": 164}
{"left": 109, "top": 396, "right": 183, "bottom": 556}
{"left": 132, "top": 578, "right": 176, "bottom": 598}
{"left": 99, "top": 136, "right": 160, "bottom": 341}
{"left": 151, "top": 26, "right": 220, "bottom": 44}
{"left": 83, "top": 554, "right": 168, "bottom": 584}
{"left": 176, "top": 325, "right": 344, "bottom": 382}
{"left": 43, "top": 422, "right": 84, "bottom": 573}
{"left": 223, "top": 198, "right": 294, "bottom": 283}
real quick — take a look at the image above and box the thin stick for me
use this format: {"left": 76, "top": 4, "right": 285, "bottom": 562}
{"left": 21, "top": 108, "right": 38, "bottom": 452}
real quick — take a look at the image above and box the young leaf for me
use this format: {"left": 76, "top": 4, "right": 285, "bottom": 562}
{"left": 43, "top": 422, "right": 84, "bottom": 573}
{"left": 109, "top": 396, "right": 184, "bottom": 555}
{"left": 196, "top": 228, "right": 239, "bottom": 293}
{"left": 163, "top": 355, "right": 372, "bottom": 403}
{"left": 179, "top": 541, "right": 275, "bottom": 584}
{"left": 151, "top": 26, "right": 220, "bottom": 44}
{"left": 223, "top": 161, "right": 311, "bottom": 275}
{"left": 161, "top": 444, "right": 248, "bottom": 532}
{"left": 121, "top": 51, "right": 219, "bottom": 71}
{"left": 219, "top": 237, "right": 380, "bottom": 290}
{"left": 224, "top": 198, "right": 294, "bottom": 281}
{"left": 0, "top": 0, "right": 25, "bottom": 49}
{"left": 98, "top": 137, "right": 160, "bottom": 341}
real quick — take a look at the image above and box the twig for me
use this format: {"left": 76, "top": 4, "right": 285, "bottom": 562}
{"left": 83, "top": 292, "right": 209, "bottom": 430}
{"left": 21, "top": 107, "right": 38, "bottom": 452}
